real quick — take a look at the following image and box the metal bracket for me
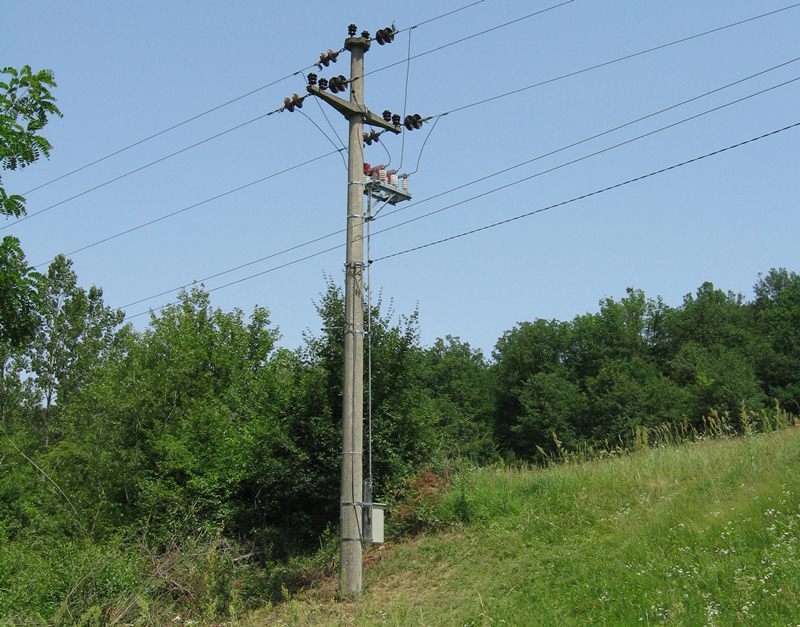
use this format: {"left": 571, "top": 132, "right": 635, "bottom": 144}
{"left": 364, "top": 180, "right": 411, "bottom": 205}
{"left": 306, "top": 85, "right": 402, "bottom": 133}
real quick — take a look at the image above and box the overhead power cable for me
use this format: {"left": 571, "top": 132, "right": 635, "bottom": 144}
{"left": 19, "top": 0, "right": 491, "bottom": 196}
{"left": 122, "top": 241, "right": 343, "bottom": 320}
{"left": 429, "top": 4, "right": 800, "bottom": 119}
{"left": 123, "top": 121, "right": 800, "bottom": 320}
{"left": 20, "top": 76, "right": 311, "bottom": 197}
{"left": 370, "top": 75, "right": 800, "bottom": 238}
{"left": 43, "top": 56, "right": 798, "bottom": 271}
{"left": 397, "top": 28, "right": 414, "bottom": 170}
{"left": 116, "top": 70, "right": 798, "bottom": 315}
{"left": 373, "top": 121, "right": 800, "bottom": 262}
{"left": 19, "top": 1, "right": 794, "bottom": 233}
{"left": 297, "top": 110, "right": 349, "bottom": 171}
{"left": 360, "top": 0, "right": 575, "bottom": 81}
{"left": 33, "top": 149, "right": 344, "bottom": 269}
{"left": 363, "top": 2, "right": 800, "bottom": 82}
{"left": 373, "top": 68, "right": 800, "bottom": 224}
{"left": 395, "top": 0, "right": 487, "bottom": 33}
{"left": 3, "top": 107, "right": 286, "bottom": 231}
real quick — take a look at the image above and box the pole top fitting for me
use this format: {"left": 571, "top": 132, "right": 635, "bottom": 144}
{"left": 345, "top": 36, "right": 371, "bottom": 52}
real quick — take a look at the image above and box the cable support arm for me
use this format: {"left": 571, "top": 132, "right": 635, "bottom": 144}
{"left": 305, "top": 85, "right": 401, "bottom": 133}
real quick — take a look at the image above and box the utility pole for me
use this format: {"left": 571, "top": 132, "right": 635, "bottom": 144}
{"left": 304, "top": 24, "right": 402, "bottom": 598}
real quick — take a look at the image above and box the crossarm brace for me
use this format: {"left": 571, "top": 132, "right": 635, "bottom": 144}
{"left": 306, "top": 85, "right": 402, "bottom": 134}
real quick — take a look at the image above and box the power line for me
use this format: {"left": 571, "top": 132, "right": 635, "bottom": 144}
{"left": 360, "top": 0, "right": 576, "bottom": 81}
{"left": 120, "top": 67, "right": 800, "bottom": 305}
{"left": 123, "top": 241, "right": 344, "bottom": 321}
{"left": 395, "top": 0, "right": 487, "bottom": 33}
{"left": 298, "top": 109, "right": 349, "bottom": 170}
{"left": 373, "top": 122, "right": 800, "bottom": 262}
{"left": 43, "top": 56, "right": 798, "bottom": 273}
{"left": 430, "top": 3, "right": 800, "bottom": 118}
{"left": 19, "top": 0, "right": 492, "bottom": 196}
{"left": 19, "top": 1, "right": 794, "bottom": 233}
{"left": 20, "top": 74, "right": 311, "bottom": 197}
{"left": 42, "top": 39, "right": 800, "bottom": 267}
{"left": 115, "top": 71, "right": 798, "bottom": 315}
{"left": 123, "top": 121, "right": 800, "bottom": 320}
{"left": 370, "top": 75, "right": 800, "bottom": 238}
{"left": 397, "top": 28, "right": 414, "bottom": 170}
{"left": 374, "top": 68, "right": 800, "bottom": 224}
{"left": 118, "top": 225, "right": 343, "bottom": 310}
{"left": 33, "top": 149, "right": 344, "bottom": 269}
{"left": 16, "top": 0, "right": 797, "bottom": 238}
{"left": 407, "top": 115, "right": 442, "bottom": 176}
{"left": 3, "top": 107, "right": 285, "bottom": 231}
{"left": 301, "top": 71, "right": 348, "bottom": 153}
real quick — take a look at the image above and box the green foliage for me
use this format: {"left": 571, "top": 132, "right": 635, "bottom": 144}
{"left": 491, "top": 280, "right": 799, "bottom": 460}
{"left": 3, "top": 252, "right": 800, "bottom": 622}
{"left": 254, "top": 421, "right": 800, "bottom": 625}
{"left": 0, "top": 65, "right": 62, "bottom": 217}
{"left": 0, "top": 236, "right": 40, "bottom": 351}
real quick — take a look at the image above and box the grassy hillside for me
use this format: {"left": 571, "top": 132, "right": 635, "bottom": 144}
{"left": 251, "top": 426, "right": 800, "bottom": 625}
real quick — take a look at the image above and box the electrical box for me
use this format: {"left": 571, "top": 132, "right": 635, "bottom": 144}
{"left": 372, "top": 503, "right": 386, "bottom": 544}
{"left": 362, "top": 502, "right": 387, "bottom": 544}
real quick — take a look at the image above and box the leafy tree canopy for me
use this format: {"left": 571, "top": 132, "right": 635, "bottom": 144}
{"left": 1, "top": 65, "right": 62, "bottom": 217}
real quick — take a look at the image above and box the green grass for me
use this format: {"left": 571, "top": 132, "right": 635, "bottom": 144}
{"left": 249, "top": 426, "right": 800, "bottom": 625}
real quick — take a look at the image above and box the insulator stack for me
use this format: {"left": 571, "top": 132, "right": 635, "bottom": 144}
{"left": 391, "top": 113, "right": 401, "bottom": 127}
{"left": 329, "top": 75, "right": 348, "bottom": 94}
{"left": 283, "top": 93, "right": 304, "bottom": 112}
{"left": 363, "top": 130, "right": 381, "bottom": 145}
{"left": 348, "top": 24, "right": 358, "bottom": 37}
{"left": 318, "top": 78, "right": 329, "bottom": 91}
{"left": 318, "top": 49, "right": 340, "bottom": 68}
{"left": 306, "top": 72, "right": 318, "bottom": 86}
{"left": 365, "top": 164, "right": 410, "bottom": 195}
{"left": 403, "top": 114, "right": 423, "bottom": 130}
{"left": 375, "top": 27, "right": 396, "bottom": 45}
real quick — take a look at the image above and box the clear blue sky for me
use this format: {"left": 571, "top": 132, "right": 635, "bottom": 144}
{"left": 3, "top": 1, "right": 799, "bottom": 355}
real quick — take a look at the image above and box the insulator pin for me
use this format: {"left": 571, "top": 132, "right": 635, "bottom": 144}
{"left": 283, "top": 93, "right": 304, "bottom": 112}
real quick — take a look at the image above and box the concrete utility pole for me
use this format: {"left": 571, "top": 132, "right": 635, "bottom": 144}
{"left": 305, "top": 25, "right": 401, "bottom": 598}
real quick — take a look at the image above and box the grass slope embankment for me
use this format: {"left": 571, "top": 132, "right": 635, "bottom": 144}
{"left": 253, "top": 426, "right": 800, "bottom": 625}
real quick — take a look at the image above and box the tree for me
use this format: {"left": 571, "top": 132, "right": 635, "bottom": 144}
{"left": 1, "top": 65, "right": 62, "bottom": 217}
{"left": 752, "top": 268, "right": 800, "bottom": 410}
{"left": 29, "top": 255, "right": 123, "bottom": 446}
{"left": 0, "top": 238, "right": 40, "bottom": 426}
{"left": 0, "top": 236, "right": 40, "bottom": 350}
{"left": 0, "top": 65, "right": 61, "bottom": 407}
{"left": 416, "top": 336, "right": 495, "bottom": 461}
{"left": 492, "top": 318, "right": 571, "bottom": 452}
